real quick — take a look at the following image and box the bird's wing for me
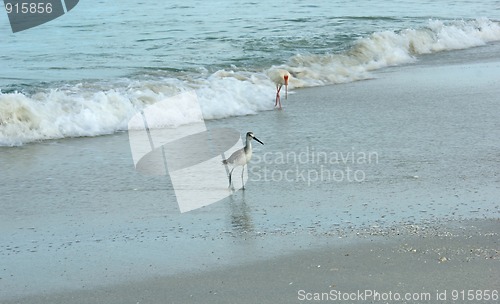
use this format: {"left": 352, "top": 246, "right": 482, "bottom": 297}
{"left": 269, "top": 69, "right": 286, "bottom": 85}
{"left": 224, "top": 148, "right": 243, "bottom": 164}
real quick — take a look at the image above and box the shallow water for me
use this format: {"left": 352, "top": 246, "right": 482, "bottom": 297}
{"left": 1, "top": 48, "right": 499, "bottom": 298}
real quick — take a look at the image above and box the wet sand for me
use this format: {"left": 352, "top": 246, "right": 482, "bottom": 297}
{"left": 1, "top": 53, "right": 499, "bottom": 302}
{"left": 4, "top": 219, "right": 498, "bottom": 304}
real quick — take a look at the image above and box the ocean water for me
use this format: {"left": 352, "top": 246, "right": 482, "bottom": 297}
{"left": 1, "top": 1, "right": 500, "bottom": 299}
{"left": 1, "top": 0, "right": 500, "bottom": 146}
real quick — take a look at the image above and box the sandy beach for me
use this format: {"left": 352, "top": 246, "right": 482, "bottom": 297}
{"left": 6, "top": 219, "right": 498, "bottom": 304}
{"left": 1, "top": 48, "right": 499, "bottom": 303}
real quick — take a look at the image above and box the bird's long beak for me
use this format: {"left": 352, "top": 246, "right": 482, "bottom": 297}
{"left": 253, "top": 136, "right": 264, "bottom": 145}
{"left": 284, "top": 75, "right": 289, "bottom": 99}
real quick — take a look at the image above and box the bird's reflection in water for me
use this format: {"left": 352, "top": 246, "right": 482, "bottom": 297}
{"left": 228, "top": 191, "right": 254, "bottom": 236}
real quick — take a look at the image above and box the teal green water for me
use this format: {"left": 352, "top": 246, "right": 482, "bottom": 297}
{"left": 1, "top": 0, "right": 499, "bottom": 84}
{"left": 1, "top": 0, "right": 500, "bottom": 145}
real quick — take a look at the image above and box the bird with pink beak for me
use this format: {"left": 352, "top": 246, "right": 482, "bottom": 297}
{"left": 269, "top": 69, "right": 291, "bottom": 109}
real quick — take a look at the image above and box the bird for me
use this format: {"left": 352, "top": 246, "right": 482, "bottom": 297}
{"left": 222, "top": 132, "right": 264, "bottom": 190}
{"left": 269, "top": 69, "right": 290, "bottom": 109}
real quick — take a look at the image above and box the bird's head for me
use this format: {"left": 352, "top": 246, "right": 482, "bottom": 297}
{"left": 283, "top": 73, "right": 290, "bottom": 99}
{"left": 283, "top": 74, "right": 289, "bottom": 86}
{"left": 247, "top": 132, "right": 264, "bottom": 145}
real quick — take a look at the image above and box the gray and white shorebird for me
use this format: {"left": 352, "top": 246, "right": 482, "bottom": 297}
{"left": 222, "top": 131, "right": 264, "bottom": 189}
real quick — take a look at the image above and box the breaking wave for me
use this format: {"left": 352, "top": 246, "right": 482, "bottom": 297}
{"left": 1, "top": 18, "right": 499, "bottom": 146}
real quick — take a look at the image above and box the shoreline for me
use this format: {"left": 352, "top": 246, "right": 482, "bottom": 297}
{"left": 4, "top": 218, "right": 498, "bottom": 304}
{"left": 1, "top": 56, "right": 499, "bottom": 302}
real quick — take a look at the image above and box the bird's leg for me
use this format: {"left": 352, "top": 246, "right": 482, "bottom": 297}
{"left": 241, "top": 165, "right": 245, "bottom": 190}
{"left": 228, "top": 168, "right": 235, "bottom": 188}
{"left": 275, "top": 85, "right": 281, "bottom": 106}
{"left": 275, "top": 85, "right": 282, "bottom": 109}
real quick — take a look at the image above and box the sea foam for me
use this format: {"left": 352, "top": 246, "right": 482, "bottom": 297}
{"left": 282, "top": 18, "right": 500, "bottom": 87}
